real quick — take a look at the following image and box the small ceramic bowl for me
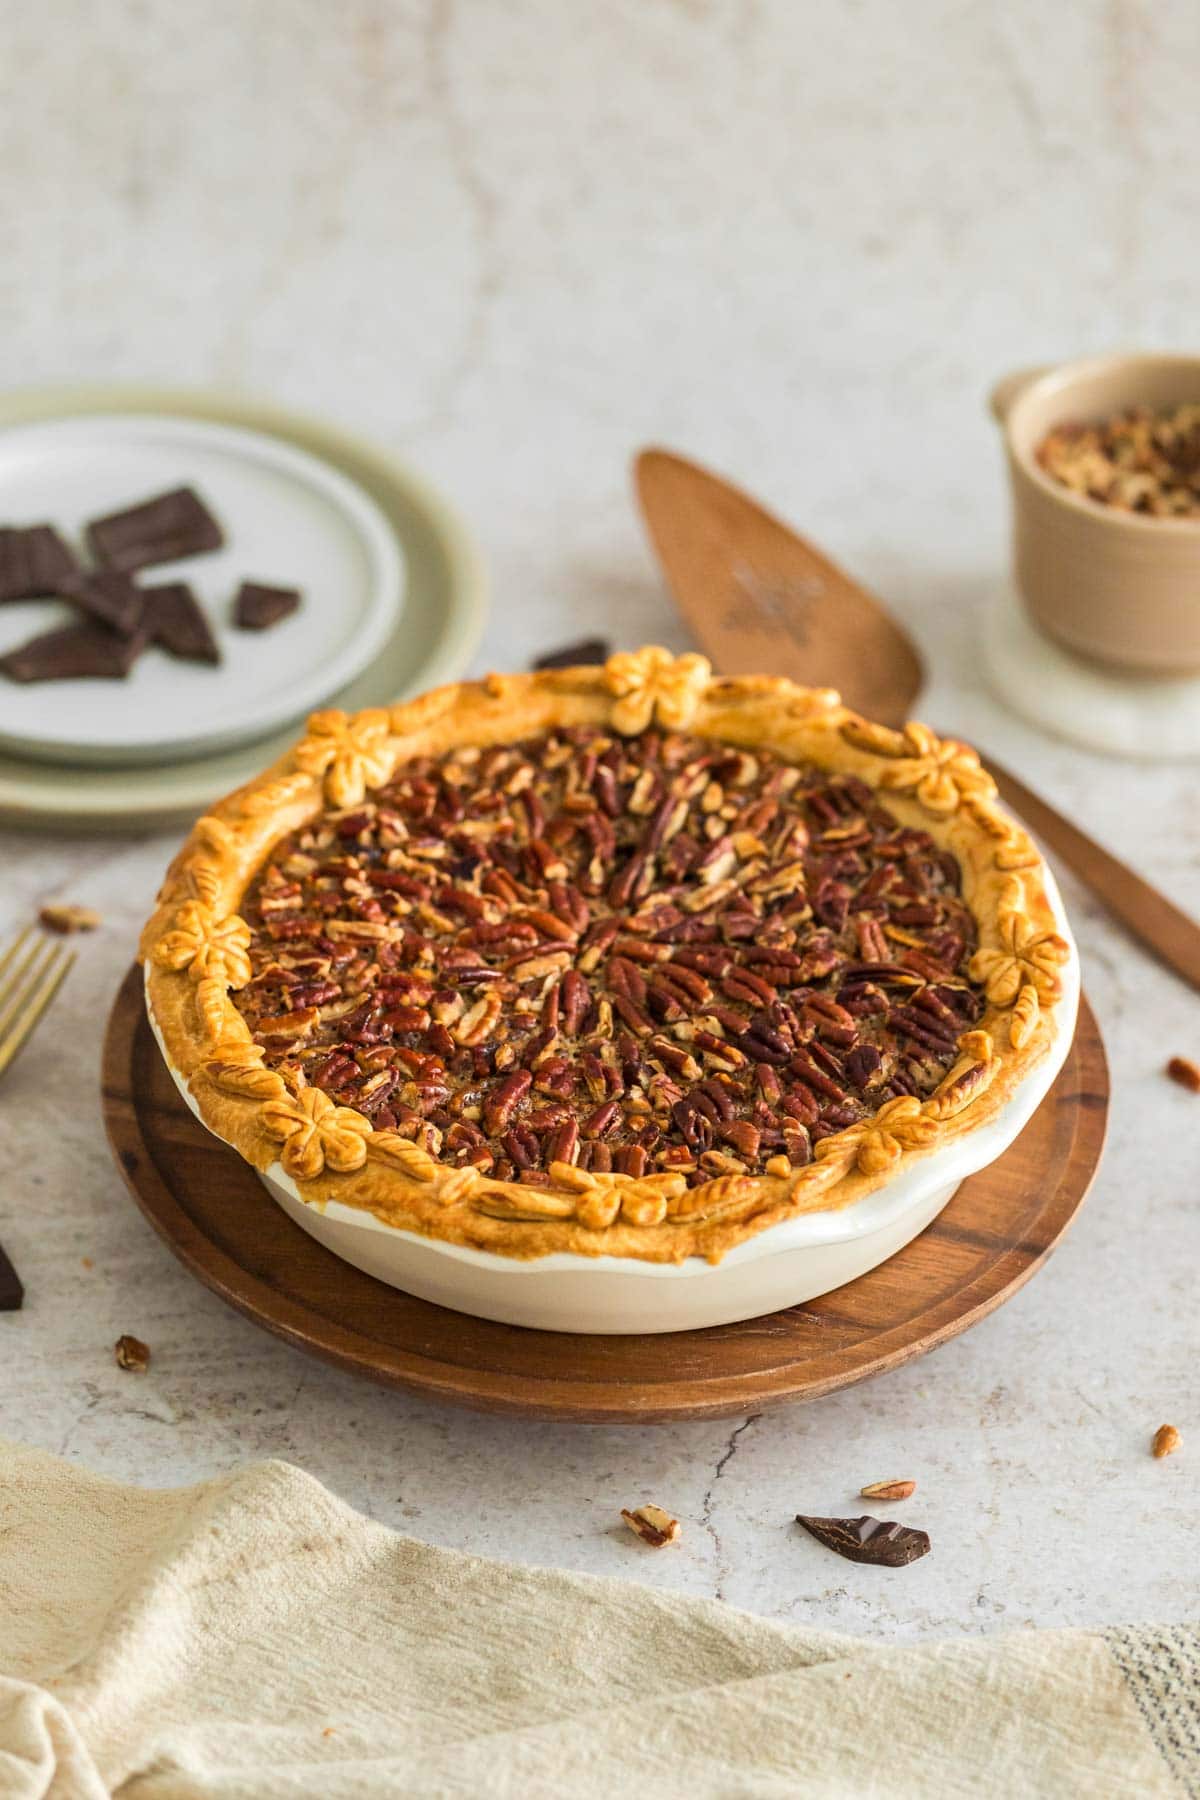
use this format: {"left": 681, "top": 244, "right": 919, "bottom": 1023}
{"left": 146, "top": 868, "right": 1078, "bottom": 1335}
{"left": 991, "top": 352, "right": 1200, "bottom": 675}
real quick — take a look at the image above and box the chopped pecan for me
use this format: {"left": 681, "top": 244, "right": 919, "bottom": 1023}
{"left": 115, "top": 1334, "right": 150, "bottom": 1372}
{"left": 860, "top": 1479, "right": 916, "bottom": 1501}
{"left": 1166, "top": 1057, "right": 1200, "bottom": 1094}
{"left": 621, "top": 1503, "right": 681, "bottom": 1547}
{"left": 39, "top": 901, "right": 101, "bottom": 933}
{"left": 1152, "top": 1424, "right": 1181, "bottom": 1459}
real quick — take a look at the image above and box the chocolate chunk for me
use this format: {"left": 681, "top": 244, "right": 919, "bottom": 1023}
{"left": 0, "top": 616, "right": 149, "bottom": 682}
{"left": 143, "top": 582, "right": 220, "bottom": 664}
{"left": 532, "top": 637, "right": 612, "bottom": 670}
{"left": 233, "top": 580, "right": 301, "bottom": 630}
{"left": 795, "top": 1513, "right": 931, "bottom": 1567}
{"left": 0, "top": 1238, "right": 22, "bottom": 1312}
{"left": 58, "top": 570, "right": 144, "bottom": 637}
{"left": 86, "top": 486, "right": 223, "bottom": 573}
{"left": 0, "top": 525, "right": 78, "bottom": 602}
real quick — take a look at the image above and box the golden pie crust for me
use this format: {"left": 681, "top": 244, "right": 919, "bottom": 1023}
{"left": 141, "top": 648, "right": 1072, "bottom": 1265}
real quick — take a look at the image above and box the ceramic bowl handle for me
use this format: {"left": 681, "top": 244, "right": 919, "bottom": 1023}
{"left": 989, "top": 365, "right": 1050, "bottom": 425}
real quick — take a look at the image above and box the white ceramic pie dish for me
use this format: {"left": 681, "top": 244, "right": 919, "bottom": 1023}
{"left": 145, "top": 862, "right": 1077, "bottom": 1335}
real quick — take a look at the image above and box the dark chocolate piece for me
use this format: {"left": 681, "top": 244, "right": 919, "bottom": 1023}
{"left": 0, "top": 1238, "right": 22, "bottom": 1311}
{"left": 532, "top": 637, "right": 612, "bottom": 670}
{"left": 795, "top": 1513, "right": 931, "bottom": 1568}
{"left": 85, "top": 486, "right": 223, "bottom": 573}
{"left": 143, "top": 582, "right": 220, "bottom": 664}
{"left": 0, "top": 616, "right": 149, "bottom": 682}
{"left": 0, "top": 525, "right": 78, "bottom": 602}
{"left": 233, "top": 580, "right": 301, "bottom": 631}
{"left": 58, "top": 570, "right": 144, "bottom": 637}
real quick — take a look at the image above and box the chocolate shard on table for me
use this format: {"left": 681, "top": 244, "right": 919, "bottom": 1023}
{"left": 0, "top": 1238, "right": 22, "bottom": 1311}
{"left": 0, "top": 616, "right": 149, "bottom": 683}
{"left": 85, "top": 486, "right": 224, "bottom": 573}
{"left": 795, "top": 1513, "right": 931, "bottom": 1567}
{"left": 0, "top": 524, "right": 79, "bottom": 602}
{"left": 233, "top": 580, "right": 301, "bottom": 631}
{"left": 143, "top": 582, "right": 221, "bottom": 664}
{"left": 57, "top": 570, "right": 145, "bottom": 637}
{"left": 532, "top": 636, "right": 612, "bottom": 670}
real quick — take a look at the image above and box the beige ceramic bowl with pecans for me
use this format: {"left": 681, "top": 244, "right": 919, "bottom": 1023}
{"left": 992, "top": 351, "right": 1200, "bottom": 674}
{"left": 142, "top": 648, "right": 1077, "bottom": 1332}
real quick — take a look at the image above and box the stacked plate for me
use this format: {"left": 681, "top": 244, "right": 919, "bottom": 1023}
{"left": 0, "top": 389, "right": 487, "bottom": 827}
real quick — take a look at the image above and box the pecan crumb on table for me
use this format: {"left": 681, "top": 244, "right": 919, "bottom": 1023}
{"left": 114, "top": 1334, "right": 150, "bottom": 1372}
{"left": 622, "top": 1504, "right": 681, "bottom": 1546}
{"left": 860, "top": 1479, "right": 917, "bottom": 1501}
{"left": 233, "top": 726, "right": 986, "bottom": 1189}
{"left": 39, "top": 902, "right": 102, "bottom": 934}
{"left": 1165, "top": 1056, "right": 1200, "bottom": 1094}
{"left": 1036, "top": 403, "right": 1200, "bottom": 517}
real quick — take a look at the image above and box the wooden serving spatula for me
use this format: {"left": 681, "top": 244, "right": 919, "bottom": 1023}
{"left": 635, "top": 447, "right": 1200, "bottom": 993}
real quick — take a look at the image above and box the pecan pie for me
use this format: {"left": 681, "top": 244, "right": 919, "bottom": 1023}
{"left": 142, "top": 649, "right": 1072, "bottom": 1264}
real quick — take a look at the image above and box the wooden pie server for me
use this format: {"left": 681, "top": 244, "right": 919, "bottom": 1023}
{"left": 635, "top": 447, "right": 1200, "bottom": 994}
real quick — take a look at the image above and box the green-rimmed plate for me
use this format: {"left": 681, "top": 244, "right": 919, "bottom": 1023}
{"left": 0, "top": 385, "right": 487, "bottom": 828}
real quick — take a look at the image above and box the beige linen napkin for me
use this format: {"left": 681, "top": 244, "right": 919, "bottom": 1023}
{"left": 0, "top": 1438, "right": 1195, "bottom": 1799}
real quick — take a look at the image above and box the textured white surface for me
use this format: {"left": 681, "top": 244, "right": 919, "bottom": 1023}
{"left": 0, "top": 0, "right": 1197, "bottom": 1644}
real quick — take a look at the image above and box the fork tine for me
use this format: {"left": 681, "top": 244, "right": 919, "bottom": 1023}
{"left": 0, "top": 932, "right": 43, "bottom": 1016}
{"left": 0, "top": 927, "right": 32, "bottom": 985}
{"left": 0, "top": 937, "right": 61, "bottom": 1043}
{"left": 0, "top": 948, "right": 75, "bottom": 1080}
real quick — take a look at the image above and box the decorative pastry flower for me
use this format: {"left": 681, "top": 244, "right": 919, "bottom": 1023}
{"left": 187, "top": 815, "right": 238, "bottom": 907}
{"left": 970, "top": 912, "right": 1070, "bottom": 1007}
{"left": 439, "top": 1165, "right": 484, "bottom": 1207}
{"left": 605, "top": 647, "right": 711, "bottom": 734}
{"left": 960, "top": 798, "right": 1039, "bottom": 872}
{"left": 204, "top": 1036, "right": 285, "bottom": 1101}
{"left": 152, "top": 901, "right": 252, "bottom": 989}
{"left": 293, "top": 708, "right": 393, "bottom": 808}
{"left": 1008, "top": 983, "right": 1041, "bottom": 1049}
{"left": 206, "top": 1055, "right": 286, "bottom": 1102}
{"left": 618, "top": 1182, "right": 669, "bottom": 1228}
{"left": 877, "top": 723, "right": 997, "bottom": 815}
{"left": 840, "top": 717, "right": 906, "bottom": 758}
{"left": 260, "top": 1086, "right": 372, "bottom": 1180}
{"left": 367, "top": 1131, "right": 438, "bottom": 1184}
{"left": 819, "top": 1096, "right": 938, "bottom": 1177}
{"left": 239, "top": 772, "right": 318, "bottom": 819}
{"left": 927, "top": 1031, "right": 996, "bottom": 1120}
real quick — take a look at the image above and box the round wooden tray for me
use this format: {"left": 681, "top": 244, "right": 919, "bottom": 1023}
{"left": 103, "top": 967, "right": 1108, "bottom": 1423}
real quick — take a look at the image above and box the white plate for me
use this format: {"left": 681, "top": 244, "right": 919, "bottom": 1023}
{"left": 147, "top": 868, "right": 1079, "bottom": 1335}
{"left": 0, "top": 386, "right": 487, "bottom": 827}
{"left": 0, "top": 412, "right": 404, "bottom": 767}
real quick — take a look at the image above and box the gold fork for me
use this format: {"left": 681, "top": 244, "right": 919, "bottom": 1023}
{"left": 0, "top": 927, "right": 77, "bottom": 1083}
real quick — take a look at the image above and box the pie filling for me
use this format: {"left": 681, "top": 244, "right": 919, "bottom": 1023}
{"left": 233, "top": 727, "right": 986, "bottom": 1188}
